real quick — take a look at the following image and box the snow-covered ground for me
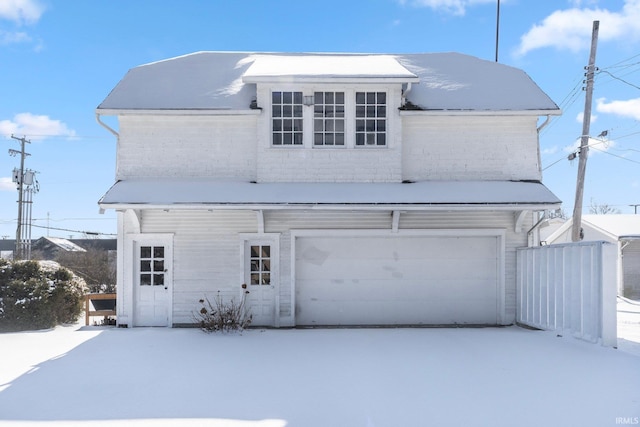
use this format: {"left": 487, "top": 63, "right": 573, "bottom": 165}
{"left": 0, "top": 302, "right": 638, "bottom": 427}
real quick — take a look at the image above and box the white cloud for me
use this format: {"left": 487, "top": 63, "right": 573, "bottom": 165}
{"left": 0, "top": 177, "right": 15, "bottom": 192}
{"left": 0, "top": 0, "right": 45, "bottom": 25}
{"left": 0, "top": 29, "right": 30, "bottom": 45}
{"left": 565, "top": 134, "right": 614, "bottom": 155}
{"left": 542, "top": 146, "right": 559, "bottom": 155}
{"left": 596, "top": 97, "right": 640, "bottom": 120}
{"left": 515, "top": 0, "right": 640, "bottom": 56}
{"left": 0, "top": 113, "right": 76, "bottom": 141}
{"left": 399, "top": 0, "right": 497, "bottom": 16}
{"left": 575, "top": 111, "right": 597, "bottom": 124}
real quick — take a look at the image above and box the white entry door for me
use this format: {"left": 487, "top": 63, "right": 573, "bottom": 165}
{"left": 134, "top": 239, "right": 172, "bottom": 327}
{"left": 243, "top": 238, "right": 278, "bottom": 326}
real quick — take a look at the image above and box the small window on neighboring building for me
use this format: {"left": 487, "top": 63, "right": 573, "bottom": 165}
{"left": 355, "top": 92, "right": 386, "bottom": 147}
{"left": 313, "top": 91, "right": 345, "bottom": 147}
{"left": 272, "top": 91, "right": 303, "bottom": 146}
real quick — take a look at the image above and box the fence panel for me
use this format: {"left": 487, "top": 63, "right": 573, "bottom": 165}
{"left": 516, "top": 241, "right": 617, "bottom": 346}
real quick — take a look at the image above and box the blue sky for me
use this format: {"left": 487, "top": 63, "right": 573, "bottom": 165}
{"left": 1, "top": 0, "right": 639, "bottom": 240}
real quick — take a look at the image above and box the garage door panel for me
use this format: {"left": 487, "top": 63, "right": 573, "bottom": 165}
{"left": 295, "top": 234, "right": 500, "bottom": 326}
{"left": 297, "top": 258, "right": 496, "bottom": 282}
{"left": 298, "top": 236, "right": 495, "bottom": 261}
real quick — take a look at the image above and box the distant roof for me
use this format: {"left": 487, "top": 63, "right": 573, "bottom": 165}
{"left": 582, "top": 215, "right": 640, "bottom": 239}
{"left": 546, "top": 214, "right": 640, "bottom": 242}
{"left": 99, "top": 179, "right": 561, "bottom": 210}
{"left": 97, "top": 51, "right": 560, "bottom": 113}
{"left": 35, "top": 237, "right": 86, "bottom": 253}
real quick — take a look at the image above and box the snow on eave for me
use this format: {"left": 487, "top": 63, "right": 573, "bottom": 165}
{"left": 95, "top": 108, "right": 261, "bottom": 116}
{"left": 98, "top": 179, "right": 561, "bottom": 212}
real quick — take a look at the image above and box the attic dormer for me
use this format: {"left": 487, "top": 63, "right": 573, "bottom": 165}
{"left": 242, "top": 54, "right": 418, "bottom": 149}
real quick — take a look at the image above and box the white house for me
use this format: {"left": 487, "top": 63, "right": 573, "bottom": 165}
{"left": 96, "top": 51, "right": 562, "bottom": 328}
{"left": 545, "top": 215, "right": 640, "bottom": 299}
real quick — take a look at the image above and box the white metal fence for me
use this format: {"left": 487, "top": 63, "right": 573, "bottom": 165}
{"left": 516, "top": 241, "right": 617, "bottom": 346}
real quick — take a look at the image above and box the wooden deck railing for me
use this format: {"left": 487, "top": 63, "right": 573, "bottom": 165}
{"left": 84, "top": 293, "right": 116, "bottom": 326}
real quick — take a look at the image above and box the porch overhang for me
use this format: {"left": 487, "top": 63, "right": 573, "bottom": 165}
{"left": 98, "top": 179, "right": 561, "bottom": 212}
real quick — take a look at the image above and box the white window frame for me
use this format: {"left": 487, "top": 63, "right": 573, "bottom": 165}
{"left": 313, "top": 91, "right": 346, "bottom": 148}
{"left": 268, "top": 87, "right": 389, "bottom": 149}
{"left": 271, "top": 90, "right": 304, "bottom": 146}
{"left": 355, "top": 91, "right": 387, "bottom": 147}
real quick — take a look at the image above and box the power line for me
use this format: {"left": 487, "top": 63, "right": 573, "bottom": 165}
{"left": 30, "top": 223, "right": 116, "bottom": 237}
{"left": 597, "top": 70, "right": 640, "bottom": 91}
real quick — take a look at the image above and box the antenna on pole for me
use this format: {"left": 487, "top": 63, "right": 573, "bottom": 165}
{"left": 571, "top": 20, "right": 600, "bottom": 242}
{"left": 495, "top": 0, "right": 501, "bottom": 62}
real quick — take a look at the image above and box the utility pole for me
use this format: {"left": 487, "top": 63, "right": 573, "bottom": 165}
{"left": 630, "top": 204, "right": 640, "bottom": 214}
{"left": 571, "top": 21, "right": 599, "bottom": 242}
{"left": 9, "top": 135, "right": 31, "bottom": 259}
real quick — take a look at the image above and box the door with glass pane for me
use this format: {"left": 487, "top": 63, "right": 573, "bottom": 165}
{"left": 134, "top": 239, "right": 172, "bottom": 326}
{"left": 245, "top": 241, "right": 277, "bottom": 326}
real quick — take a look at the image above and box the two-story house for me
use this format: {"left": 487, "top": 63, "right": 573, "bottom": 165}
{"left": 96, "top": 51, "right": 561, "bottom": 328}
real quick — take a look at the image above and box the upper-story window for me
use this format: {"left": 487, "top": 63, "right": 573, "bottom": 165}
{"left": 314, "top": 91, "right": 345, "bottom": 147}
{"left": 355, "top": 92, "right": 386, "bottom": 147}
{"left": 272, "top": 91, "right": 303, "bottom": 145}
{"left": 270, "top": 89, "right": 387, "bottom": 148}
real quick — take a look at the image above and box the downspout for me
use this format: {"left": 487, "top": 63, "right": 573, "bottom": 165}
{"left": 536, "top": 115, "right": 552, "bottom": 180}
{"left": 536, "top": 115, "right": 551, "bottom": 133}
{"left": 401, "top": 82, "right": 412, "bottom": 107}
{"left": 527, "top": 210, "right": 548, "bottom": 246}
{"left": 96, "top": 112, "right": 120, "bottom": 215}
{"left": 96, "top": 112, "right": 119, "bottom": 137}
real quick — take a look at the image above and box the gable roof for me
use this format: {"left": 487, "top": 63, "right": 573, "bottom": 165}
{"left": 547, "top": 214, "right": 640, "bottom": 242}
{"left": 581, "top": 215, "right": 640, "bottom": 239}
{"left": 97, "top": 51, "right": 560, "bottom": 113}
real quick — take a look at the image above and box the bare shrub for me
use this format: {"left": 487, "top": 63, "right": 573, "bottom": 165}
{"left": 195, "top": 290, "right": 251, "bottom": 333}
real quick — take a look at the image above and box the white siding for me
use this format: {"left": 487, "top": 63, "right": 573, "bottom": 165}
{"left": 401, "top": 115, "right": 542, "bottom": 181}
{"left": 117, "top": 115, "right": 257, "bottom": 180}
{"left": 140, "top": 210, "right": 258, "bottom": 325}
{"left": 127, "top": 209, "right": 528, "bottom": 326}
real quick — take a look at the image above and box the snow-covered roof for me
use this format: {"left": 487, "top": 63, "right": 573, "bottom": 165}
{"left": 546, "top": 214, "right": 640, "bottom": 242}
{"left": 581, "top": 215, "right": 640, "bottom": 239}
{"left": 97, "top": 51, "right": 560, "bottom": 113}
{"left": 37, "top": 237, "right": 87, "bottom": 252}
{"left": 242, "top": 54, "right": 419, "bottom": 83}
{"left": 98, "top": 179, "right": 561, "bottom": 210}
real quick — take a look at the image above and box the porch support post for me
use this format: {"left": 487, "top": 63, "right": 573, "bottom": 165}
{"left": 392, "top": 210, "right": 400, "bottom": 233}
{"left": 256, "top": 210, "right": 265, "bottom": 234}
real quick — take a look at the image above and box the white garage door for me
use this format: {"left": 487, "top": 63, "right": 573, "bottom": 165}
{"left": 295, "top": 234, "right": 500, "bottom": 326}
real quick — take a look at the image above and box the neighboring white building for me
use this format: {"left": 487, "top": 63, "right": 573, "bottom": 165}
{"left": 545, "top": 215, "right": 640, "bottom": 299}
{"left": 96, "top": 51, "right": 562, "bottom": 328}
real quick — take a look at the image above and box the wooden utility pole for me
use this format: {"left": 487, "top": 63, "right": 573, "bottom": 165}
{"left": 571, "top": 21, "right": 599, "bottom": 242}
{"left": 9, "top": 135, "right": 31, "bottom": 259}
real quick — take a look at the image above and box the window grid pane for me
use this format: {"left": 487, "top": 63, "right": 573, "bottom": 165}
{"left": 313, "top": 91, "right": 345, "bottom": 147}
{"left": 139, "top": 245, "right": 165, "bottom": 286}
{"left": 249, "top": 245, "right": 271, "bottom": 285}
{"left": 272, "top": 91, "right": 303, "bottom": 146}
{"left": 355, "top": 91, "right": 387, "bottom": 147}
